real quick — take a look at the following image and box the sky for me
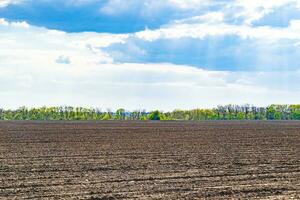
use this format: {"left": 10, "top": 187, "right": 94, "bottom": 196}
{"left": 0, "top": 0, "right": 300, "bottom": 111}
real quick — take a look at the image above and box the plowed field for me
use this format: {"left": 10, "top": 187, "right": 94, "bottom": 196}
{"left": 0, "top": 121, "right": 299, "bottom": 199}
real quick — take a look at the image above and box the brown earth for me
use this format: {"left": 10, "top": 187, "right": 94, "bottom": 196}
{"left": 0, "top": 121, "right": 299, "bottom": 199}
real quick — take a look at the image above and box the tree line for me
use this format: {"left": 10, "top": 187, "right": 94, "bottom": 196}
{"left": 0, "top": 104, "right": 300, "bottom": 120}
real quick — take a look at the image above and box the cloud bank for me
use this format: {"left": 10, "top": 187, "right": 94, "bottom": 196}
{"left": 0, "top": 18, "right": 300, "bottom": 110}
{"left": 0, "top": 0, "right": 300, "bottom": 109}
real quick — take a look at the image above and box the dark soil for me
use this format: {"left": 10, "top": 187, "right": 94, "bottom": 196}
{"left": 0, "top": 121, "right": 299, "bottom": 199}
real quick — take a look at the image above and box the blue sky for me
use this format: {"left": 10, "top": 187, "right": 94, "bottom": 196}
{"left": 0, "top": 0, "right": 229, "bottom": 33}
{"left": 0, "top": 0, "right": 300, "bottom": 110}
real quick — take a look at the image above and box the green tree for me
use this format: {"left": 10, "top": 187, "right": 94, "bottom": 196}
{"left": 147, "top": 110, "right": 165, "bottom": 120}
{"left": 102, "top": 113, "right": 112, "bottom": 120}
{"left": 115, "top": 108, "right": 126, "bottom": 120}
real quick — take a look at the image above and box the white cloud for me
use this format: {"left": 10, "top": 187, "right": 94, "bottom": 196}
{"left": 168, "top": 0, "right": 210, "bottom": 9}
{"left": 0, "top": 18, "right": 30, "bottom": 28}
{"left": 174, "top": 12, "right": 224, "bottom": 24}
{"left": 56, "top": 55, "right": 71, "bottom": 64}
{"left": 0, "top": 18, "right": 300, "bottom": 110}
{"left": 100, "top": 0, "right": 131, "bottom": 15}
{"left": 1, "top": 0, "right": 298, "bottom": 30}
{"left": 65, "top": 0, "right": 100, "bottom": 6}
{"left": 135, "top": 19, "right": 300, "bottom": 42}
{"left": 0, "top": 18, "right": 128, "bottom": 66}
{"left": 11, "top": 21, "right": 30, "bottom": 28}
{"left": 0, "top": 0, "right": 23, "bottom": 7}
{"left": 230, "top": 0, "right": 300, "bottom": 25}
{"left": 99, "top": 0, "right": 211, "bottom": 16}
{"left": 0, "top": 18, "right": 9, "bottom": 26}
{"left": 289, "top": 19, "right": 300, "bottom": 30}
{"left": 1, "top": 61, "right": 300, "bottom": 110}
{"left": 98, "top": 0, "right": 300, "bottom": 26}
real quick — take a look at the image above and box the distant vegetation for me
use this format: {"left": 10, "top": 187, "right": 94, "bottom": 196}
{"left": 0, "top": 105, "right": 300, "bottom": 120}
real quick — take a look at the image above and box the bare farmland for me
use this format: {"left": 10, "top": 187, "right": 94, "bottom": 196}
{"left": 0, "top": 121, "right": 299, "bottom": 199}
